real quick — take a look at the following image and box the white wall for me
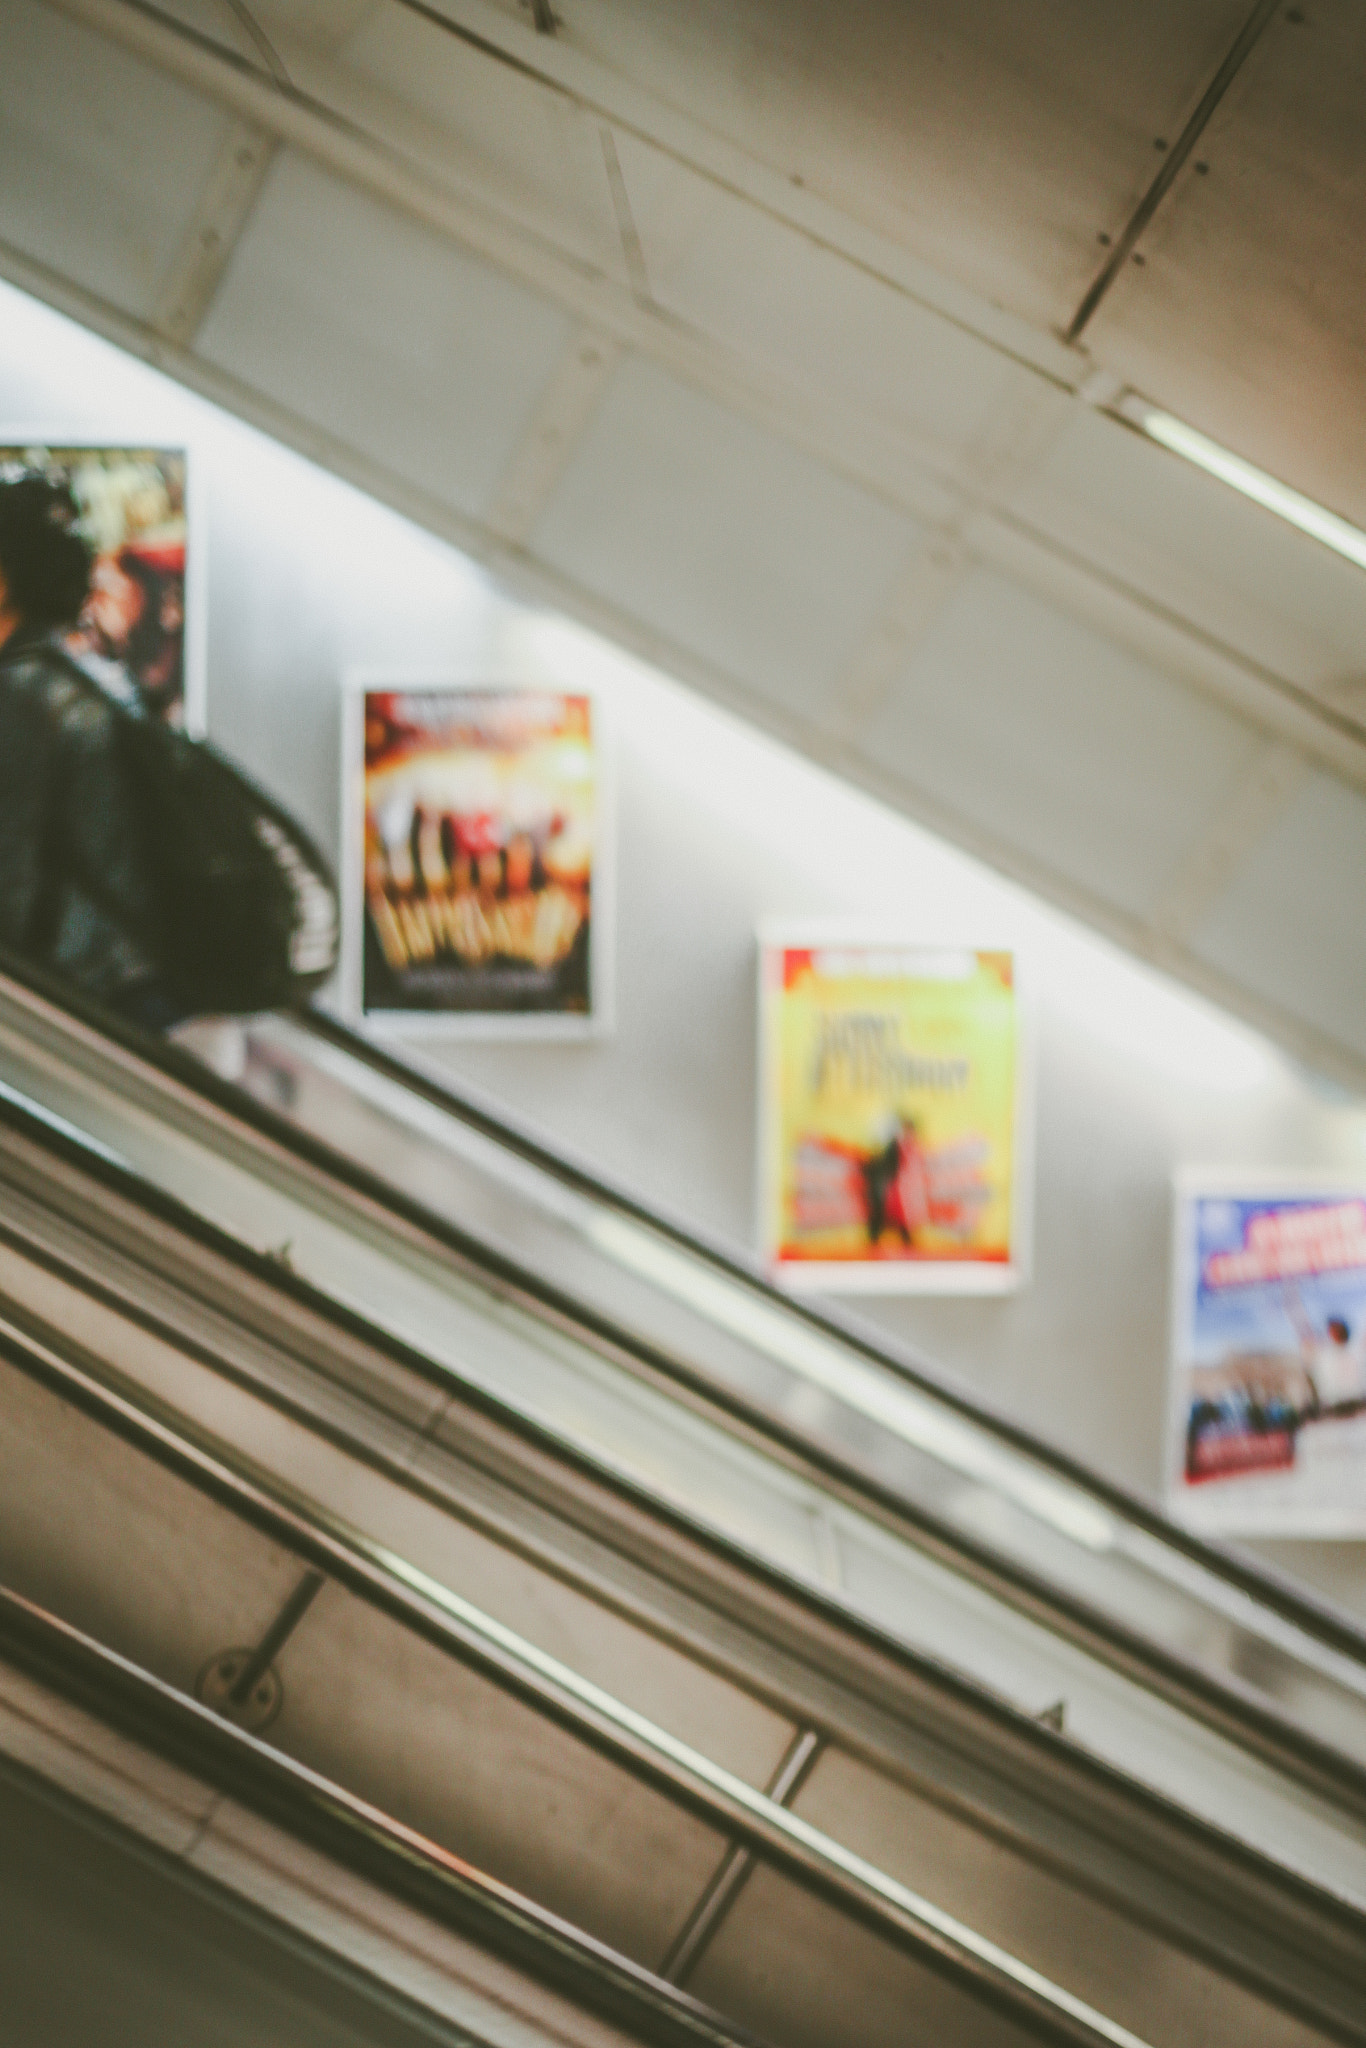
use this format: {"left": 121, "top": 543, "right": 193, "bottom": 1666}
{"left": 3, "top": 280, "right": 1364, "bottom": 1609}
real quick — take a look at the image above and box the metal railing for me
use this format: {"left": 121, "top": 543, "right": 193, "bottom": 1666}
{"left": 0, "top": 1300, "right": 1156, "bottom": 2048}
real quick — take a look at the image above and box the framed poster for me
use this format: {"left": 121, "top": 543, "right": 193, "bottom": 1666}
{"left": 343, "top": 680, "right": 611, "bottom": 1034}
{"left": 1168, "top": 1174, "right": 1366, "bottom": 1536}
{"left": 758, "top": 932, "right": 1029, "bottom": 1292}
{"left": 0, "top": 440, "right": 202, "bottom": 728}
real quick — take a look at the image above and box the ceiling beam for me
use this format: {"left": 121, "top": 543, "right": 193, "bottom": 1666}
{"left": 40, "top": 0, "right": 1366, "bottom": 793}
{"left": 221, "top": 0, "right": 290, "bottom": 86}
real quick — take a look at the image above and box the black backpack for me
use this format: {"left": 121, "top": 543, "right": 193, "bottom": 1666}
{"left": 115, "top": 709, "right": 339, "bottom": 1015}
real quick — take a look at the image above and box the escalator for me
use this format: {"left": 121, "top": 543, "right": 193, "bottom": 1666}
{"left": 0, "top": 959, "right": 1363, "bottom": 2046}
{"left": 0, "top": 1579, "right": 748, "bottom": 2048}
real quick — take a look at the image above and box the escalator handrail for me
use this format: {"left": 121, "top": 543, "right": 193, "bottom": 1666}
{"left": 0, "top": 1302, "right": 1161, "bottom": 2048}
{"left": 7, "top": 1050, "right": 1366, "bottom": 1839}
{"left": 0, "top": 1581, "right": 763, "bottom": 2048}
{"left": 7, "top": 966, "right": 1366, "bottom": 1847}
{"left": 3, "top": 950, "right": 1364, "bottom": 1685}
{"left": 5, "top": 948, "right": 1365, "bottom": 1683}
{"left": 296, "top": 1005, "right": 1366, "bottom": 1670}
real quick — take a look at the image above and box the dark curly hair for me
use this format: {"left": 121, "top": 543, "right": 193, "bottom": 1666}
{"left": 0, "top": 473, "right": 94, "bottom": 630}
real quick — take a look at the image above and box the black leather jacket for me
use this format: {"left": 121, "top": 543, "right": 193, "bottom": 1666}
{"left": 0, "top": 625, "right": 167, "bottom": 1017}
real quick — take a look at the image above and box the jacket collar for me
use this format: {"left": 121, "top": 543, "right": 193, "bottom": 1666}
{"left": 0, "top": 620, "right": 62, "bottom": 664}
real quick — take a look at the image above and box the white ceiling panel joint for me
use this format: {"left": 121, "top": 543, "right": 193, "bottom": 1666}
{"left": 484, "top": 326, "right": 623, "bottom": 546}
{"left": 827, "top": 542, "right": 967, "bottom": 741}
{"left": 831, "top": 373, "right": 1076, "bottom": 738}
{"left": 598, "top": 125, "right": 651, "bottom": 306}
{"left": 151, "top": 116, "right": 277, "bottom": 346}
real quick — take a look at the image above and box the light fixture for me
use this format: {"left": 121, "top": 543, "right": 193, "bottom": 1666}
{"left": 1115, "top": 393, "right": 1366, "bottom": 572}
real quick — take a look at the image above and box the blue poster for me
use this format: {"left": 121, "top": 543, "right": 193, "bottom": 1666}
{"left": 1172, "top": 1184, "right": 1366, "bottom": 1534}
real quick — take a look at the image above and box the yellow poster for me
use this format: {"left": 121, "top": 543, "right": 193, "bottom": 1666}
{"left": 759, "top": 940, "right": 1024, "bottom": 1291}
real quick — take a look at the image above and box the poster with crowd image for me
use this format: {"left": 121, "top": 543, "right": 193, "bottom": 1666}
{"left": 348, "top": 684, "right": 607, "bottom": 1031}
{"left": 1169, "top": 1176, "right": 1366, "bottom": 1535}
{"left": 0, "top": 442, "right": 197, "bottom": 727}
{"left": 758, "top": 933, "right": 1028, "bottom": 1291}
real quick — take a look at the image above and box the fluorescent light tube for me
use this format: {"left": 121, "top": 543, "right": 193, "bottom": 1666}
{"left": 1118, "top": 396, "right": 1366, "bottom": 571}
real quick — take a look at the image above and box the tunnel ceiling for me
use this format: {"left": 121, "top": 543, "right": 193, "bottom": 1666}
{"left": 5, "top": 0, "right": 1366, "bottom": 1083}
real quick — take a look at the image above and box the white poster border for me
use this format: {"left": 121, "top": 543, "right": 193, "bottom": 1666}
{"left": 340, "top": 670, "right": 615, "bottom": 1041}
{"left": 1167, "top": 1165, "right": 1366, "bottom": 1539}
{"left": 754, "top": 919, "right": 1034, "bottom": 1296}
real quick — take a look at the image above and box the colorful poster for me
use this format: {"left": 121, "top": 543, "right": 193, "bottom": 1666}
{"left": 1169, "top": 1179, "right": 1366, "bottom": 1535}
{"left": 352, "top": 685, "right": 605, "bottom": 1028}
{"left": 0, "top": 443, "right": 194, "bottom": 726}
{"left": 758, "top": 938, "right": 1025, "bottom": 1291}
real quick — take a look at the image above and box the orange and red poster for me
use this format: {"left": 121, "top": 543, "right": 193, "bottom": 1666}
{"left": 355, "top": 687, "right": 603, "bottom": 1027}
{"left": 759, "top": 939, "right": 1025, "bottom": 1291}
{"left": 0, "top": 443, "right": 193, "bottom": 725}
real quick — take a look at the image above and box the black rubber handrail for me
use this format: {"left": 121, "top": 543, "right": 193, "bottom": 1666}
{"left": 2, "top": 955, "right": 1366, "bottom": 1818}
{"left": 0, "top": 1308, "right": 1160, "bottom": 2048}
{"left": 4, "top": 1070, "right": 1366, "bottom": 2032}
{"left": 297, "top": 1005, "right": 1366, "bottom": 1671}
{"left": 0, "top": 1581, "right": 764, "bottom": 2048}
{"left": 2, "top": 948, "right": 1361, "bottom": 1686}
{"left": 7, "top": 1009, "right": 1366, "bottom": 1845}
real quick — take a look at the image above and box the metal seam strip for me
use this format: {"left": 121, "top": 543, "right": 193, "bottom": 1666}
{"left": 1065, "top": 0, "right": 1283, "bottom": 341}
{"left": 662, "top": 1727, "right": 824, "bottom": 1985}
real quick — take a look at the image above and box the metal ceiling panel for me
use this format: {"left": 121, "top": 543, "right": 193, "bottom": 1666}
{"left": 612, "top": 128, "right": 1022, "bottom": 464}
{"left": 336, "top": 1, "right": 630, "bottom": 282}
{"left": 1085, "top": 0, "right": 1366, "bottom": 528}
{"left": 513, "top": 0, "right": 1255, "bottom": 328}
{"left": 196, "top": 149, "right": 574, "bottom": 518}
{"left": 1190, "top": 770, "right": 1366, "bottom": 1059}
{"left": 1005, "top": 405, "right": 1366, "bottom": 697}
{"left": 533, "top": 356, "right": 922, "bottom": 721}
{"left": 857, "top": 566, "right": 1264, "bottom": 918}
{"left": 1, "top": 0, "right": 235, "bottom": 320}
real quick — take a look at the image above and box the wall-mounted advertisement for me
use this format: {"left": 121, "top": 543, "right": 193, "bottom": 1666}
{"left": 758, "top": 933, "right": 1028, "bottom": 1292}
{"left": 1169, "top": 1176, "right": 1366, "bottom": 1536}
{"left": 344, "top": 682, "right": 610, "bottom": 1033}
{"left": 0, "top": 441, "right": 200, "bottom": 728}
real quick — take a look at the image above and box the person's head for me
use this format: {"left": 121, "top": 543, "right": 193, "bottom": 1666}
{"left": 1327, "top": 1315, "right": 1351, "bottom": 1346}
{"left": 0, "top": 473, "right": 94, "bottom": 648}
